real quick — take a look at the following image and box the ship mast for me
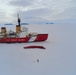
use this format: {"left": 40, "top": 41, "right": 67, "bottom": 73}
{"left": 17, "top": 14, "right": 21, "bottom": 26}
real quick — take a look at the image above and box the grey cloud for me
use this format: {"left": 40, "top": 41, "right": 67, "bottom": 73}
{"left": 8, "top": 0, "right": 76, "bottom": 21}
{"left": 12, "top": 8, "right": 53, "bottom": 23}
{"left": 0, "top": 12, "right": 6, "bottom": 19}
{"left": 9, "top": 0, "right": 34, "bottom": 7}
{"left": 0, "top": 11, "right": 10, "bottom": 23}
{"left": 51, "top": 6, "right": 76, "bottom": 19}
{"left": 16, "top": 8, "right": 54, "bottom": 18}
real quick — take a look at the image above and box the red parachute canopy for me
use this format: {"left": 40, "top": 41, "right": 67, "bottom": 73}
{"left": 24, "top": 46, "right": 45, "bottom": 49}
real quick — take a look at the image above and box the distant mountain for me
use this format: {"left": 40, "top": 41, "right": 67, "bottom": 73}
{"left": 3, "top": 17, "right": 54, "bottom": 25}
{"left": 29, "top": 21, "right": 54, "bottom": 24}
{"left": 22, "top": 17, "right": 54, "bottom": 25}
{"left": 4, "top": 23, "right": 13, "bottom": 25}
{"left": 21, "top": 23, "right": 29, "bottom": 25}
{"left": 54, "top": 18, "right": 76, "bottom": 24}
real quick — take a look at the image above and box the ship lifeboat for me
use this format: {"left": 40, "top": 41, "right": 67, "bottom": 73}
{"left": 24, "top": 46, "right": 45, "bottom": 49}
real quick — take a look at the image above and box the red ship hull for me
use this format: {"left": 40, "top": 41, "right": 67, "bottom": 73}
{"left": 0, "top": 34, "right": 48, "bottom": 43}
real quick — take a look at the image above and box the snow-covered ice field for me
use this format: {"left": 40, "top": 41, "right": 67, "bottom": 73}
{"left": 0, "top": 24, "right": 76, "bottom": 75}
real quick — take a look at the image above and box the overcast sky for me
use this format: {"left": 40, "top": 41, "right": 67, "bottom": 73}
{"left": 0, "top": 0, "right": 76, "bottom": 23}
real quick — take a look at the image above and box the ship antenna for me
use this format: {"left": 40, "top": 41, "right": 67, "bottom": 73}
{"left": 17, "top": 14, "right": 21, "bottom": 26}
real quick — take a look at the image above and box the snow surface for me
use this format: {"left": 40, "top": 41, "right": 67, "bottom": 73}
{"left": 0, "top": 24, "right": 76, "bottom": 75}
